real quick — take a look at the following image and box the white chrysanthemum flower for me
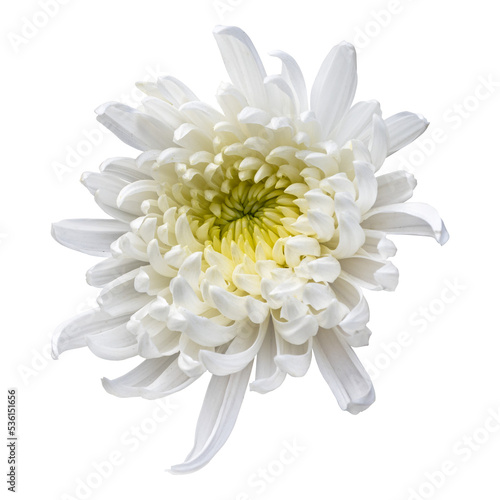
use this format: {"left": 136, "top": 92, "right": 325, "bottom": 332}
{"left": 52, "top": 26, "right": 448, "bottom": 473}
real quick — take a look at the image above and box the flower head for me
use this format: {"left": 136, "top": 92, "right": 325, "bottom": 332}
{"left": 52, "top": 26, "right": 448, "bottom": 473}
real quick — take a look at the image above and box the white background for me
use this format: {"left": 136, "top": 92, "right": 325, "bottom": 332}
{"left": 3, "top": 1, "right": 500, "bottom": 499}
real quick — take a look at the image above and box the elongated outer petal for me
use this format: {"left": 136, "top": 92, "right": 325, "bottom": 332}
{"left": 168, "top": 308, "right": 239, "bottom": 347}
{"left": 340, "top": 257, "right": 399, "bottom": 291}
{"left": 373, "top": 171, "right": 416, "bottom": 208}
{"left": 330, "top": 193, "right": 366, "bottom": 259}
{"left": 313, "top": 328, "right": 375, "bottom": 414}
{"left": 386, "top": 112, "right": 429, "bottom": 155}
{"left": 272, "top": 312, "right": 318, "bottom": 345}
{"left": 369, "top": 114, "right": 389, "bottom": 171}
{"left": 269, "top": 50, "right": 308, "bottom": 112}
{"left": 86, "top": 324, "right": 138, "bottom": 360}
{"left": 199, "top": 317, "right": 269, "bottom": 376}
{"left": 102, "top": 354, "right": 196, "bottom": 399}
{"left": 250, "top": 323, "right": 287, "bottom": 394}
{"left": 362, "top": 203, "right": 449, "bottom": 245}
{"left": 274, "top": 337, "right": 313, "bottom": 377}
{"left": 52, "top": 309, "right": 129, "bottom": 358}
{"left": 334, "top": 277, "right": 370, "bottom": 335}
{"left": 332, "top": 100, "right": 381, "bottom": 146}
{"left": 311, "top": 42, "right": 357, "bottom": 137}
{"left": 96, "top": 102, "right": 174, "bottom": 151}
{"left": 86, "top": 257, "right": 142, "bottom": 287}
{"left": 213, "top": 26, "right": 268, "bottom": 110}
{"left": 52, "top": 219, "right": 129, "bottom": 256}
{"left": 353, "top": 161, "right": 378, "bottom": 214}
{"left": 169, "top": 360, "right": 253, "bottom": 474}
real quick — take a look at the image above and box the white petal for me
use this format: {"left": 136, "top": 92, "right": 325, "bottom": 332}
{"left": 213, "top": 26, "right": 268, "bottom": 109}
{"left": 337, "top": 324, "right": 372, "bottom": 348}
{"left": 216, "top": 82, "right": 248, "bottom": 119}
{"left": 86, "top": 324, "right": 138, "bottom": 360}
{"left": 250, "top": 324, "right": 287, "bottom": 394}
{"left": 386, "top": 112, "right": 429, "bottom": 155}
{"left": 102, "top": 355, "right": 196, "bottom": 398}
{"left": 137, "top": 327, "right": 181, "bottom": 359}
{"left": 329, "top": 193, "right": 365, "bottom": 259}
{"left": 199, "top": 318, "right": 268, "bottom": 376}
{"left": 272, "top": 312, "right": 318, "bottom": 345}
{"left": 157, "top": 76, "right": 199, "bottom": 107}
{"left": 313, "top": 328, "right": 375, "bottom": 414}
{"left": 269, "top": 50, "right": 308, "bottom": 112}
{"left": 140, "top": 97, "right": 185, "bottom": 130}
{"left": 368, "top": 114, "right": 389, "bottom": 171}
{"left": 86, "top": 257, "right": 141, "bottom": 287}
{"left": 264, "top": 75, "right": 296, "bottom": 115}
{"left": 97, "top": 269, "right": 151, "bottom": 316}
{"left": 332, "top": 100, "right": 381, "bottom": 146}
{"left": 373, "top": 171, "right": 417, "bottom": 208}
{"left": 179, "top": 101, "right": 224, "bottom": 135}
{"left": 316, "top": 299, "right": 349, "bottom": 329}
{"left": 354, "top": 161, "right": 378, "bottom": 214}
{"left": 168, "top": 308, "right": 239, "bottom": 347}
{"left": 52, "top": 219, "right": 129, "bottom": 256}
{"left": 333, "top": 277, "right": 370, "bottom": 334}
{"left": 178, "top": 335, "right": 209, "bottom": 377}
{"left": 274, "top": 337, "right": 312, "bottom": 377}
{"left": 308, "top": 209, "right": 335, "bottom": 241}
{"left": 361, "top": 230, "right": 397, "bottom": 259}
{"left": 311, "top": 42, "right": 357, "bottom": 137}
{"left": 340, "top": 257, "right": 399, "bottom": 291}
{"left": 362, "top": 203, "right": 449, "bottom": 245}
{"left": 294, "top": 256, "right": 341, "bottom": 283}
{"left": 173, "top": 123, "right": 213, "bottom": 151}
{"left": 208, "top": 285, "right": 269, "bottom": 323}
{"left": 95, "top": 102, "right": 174, "bottom": 151}
{"left": 99, "top": 157, "right": 153, "bottom": 182}
{"left": 52, "top": 309, "right": 128, "bottom": 358}
{"left": 171, "top": 276, "right": 208, "bottom": 315}
{"left": 169, "top": 360, "right": 253, "bottom": 474}
{"left": 284, "top": 235, "right": 321, "bottom": 267}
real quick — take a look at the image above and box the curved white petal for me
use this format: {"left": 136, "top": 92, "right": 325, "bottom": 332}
{"left": 329, "top": 193, "right": 365, "bottom": 258}
{"left": 368, "top": 114, "right": 389, "bottom": 171}
{"left": 250, "top": 323, "right": 287, "bottom": 393}
{"left": 96, "top": 102, "right": 174, "bottom": 151}
{"left": 274, "top": 337, "right": 312, "bottom": 377}
{"left": 313, "top": 328, "right": 375, "bottom": 414}
{"left": 157, "top": 76, "right": 199, "bottom": 107}
{"left": 168, "top": 309, "right": 240, "bottom": 347}
{"left": 311, "top": 42, "right": 357, "bottom": 137}
{"left": 102, "top": 354, "right": 196, "bottom": 398}
{"left": 97, "top": 269, "right": 151, "bottom": 316}
{"left": 52, "top": 219, "right": 129, "bottom": 256}
{"left": 86, "top": 324, "right": 138, "bottom": 360}
{"left": 386, "top": 111, "right": 429, "bottom": 155}
{"left": 353, "top": 161, "right": 377, "bottom": 214}
{"left": 269, "top": 50, "right": 308, "bottom": 112}
{"left": 373, "top": 170, "right": 417, "bottom": 208}
{"left": 169, "top": 360, "right": 253, "bottom": 474}
{"left": 213, "top": 26, "right": 268, "bottom": 110}
{"left": 361, "top": 230, "right": 397, "bottom": 259}
{"left": 333, "top": 277, "right": 370, "bottom": 334}
{"left": 362, "top": 203, "right": 449, "bottom": 245}
{"left": 52, "top": 309, "right": 129, "bottom": 358}
{"left": 332, "top": 100, "right": 381, "bottom": 146}
{"left": 86, "top": 257, "right": 141, "bottom": 287}
{"left": 340, "top": 257, "right": 399, "bottom": 291}
{"left": 199, "top": 317, "right": 268, "bottom": 376}
{"left": 272, "top": 312, "right": 318, "bottom": 345}
{"left": 99, "top": 157, "right": 153, "bottom": 182}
